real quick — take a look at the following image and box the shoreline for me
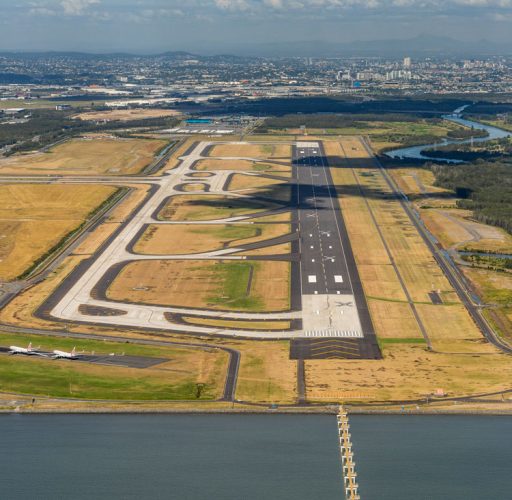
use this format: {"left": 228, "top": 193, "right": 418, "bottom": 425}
{"left": 2, "top": 403, "right": 512, "bottom": 416}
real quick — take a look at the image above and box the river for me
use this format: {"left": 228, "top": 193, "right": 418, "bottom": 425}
{"left": 385, "top": 105, "right": 511, "bottom": 163}
{"left": 1, "top": 414, "right": 512, "bottom": 499}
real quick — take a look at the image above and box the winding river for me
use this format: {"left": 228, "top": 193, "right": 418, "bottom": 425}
{"left": 385, "top": 105, "right": 511, "bottom": 163}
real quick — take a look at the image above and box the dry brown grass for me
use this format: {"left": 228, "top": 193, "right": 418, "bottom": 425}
{"left": 133, "top": 223, "right": 290, "bottom": 255}
{"left": 158, "top": 195, "right": 275, "bottom": 221}
{"left": 159, "top": 139, "right": 193, "bottom": 172}
{"left": 305, "top": 342, "right": 512, "bottom": 402}
{"left": 318, "top": 140, "right": 503, "bottom": 399}
{"left": 209, "top": 143, "right": 290, "bottom": 159}
{"left": 182, "top": 317, "right": 290, "bottom": 331}
{"left": 236, "top": 341, "right": 297, "bottom": 403}
{"left": 181, "top": 183, "right": 208, "bottom": 192}
{"left": 236, "top": 242, "right": 291, "bottom": 256}
{"left": 74, "top": 108, "right": 181, "bottom": 122}
{"left": 0, "top": 184, "right": 116, "bottom": 280}
{"left": 228, "top": 174, "right": 285, "bottom": 191}
{"left": 195, "top": 158, "right": 291, "bottom": 174}
{"left": 0, "top": 137, "right": 166, "bottom": 176}
{"left": 367, "top": 299, "right": 423, "bottom": 339}
{"left": 107, "top": 259, "right": 290, "bottom": 312}
{"left": 73, "top": 185, "right": 150, "bottom": 256}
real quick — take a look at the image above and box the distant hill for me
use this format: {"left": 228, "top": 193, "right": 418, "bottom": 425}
{"left": 1, "top": 36, "right": 511, "bottom": 59}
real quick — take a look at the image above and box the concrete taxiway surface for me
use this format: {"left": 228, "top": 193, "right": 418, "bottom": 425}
{"left": 44, "top": 139, "right": 377, "bottom": 344}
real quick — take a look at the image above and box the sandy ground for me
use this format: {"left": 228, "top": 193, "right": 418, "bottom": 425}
{"left": 74, "top": 108, "right": 181, "bottom": 122}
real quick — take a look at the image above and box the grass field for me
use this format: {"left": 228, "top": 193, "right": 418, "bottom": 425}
{"left": 228, "top": 174, "right": 287, "bottom": 191}
{"left": 463, "top": 268, "right": 512, "bottom": 344}
{"left": 328, "top": 137, "right": 490, "bottom": 348}
{"left": 0, "top": 136, "right": 166, "bottom": 175}
{"left": 181, "top": 183, "right": 208, "bottom": 192}
{"left": 235, "top": 341, "right": 297, "bottom": 403}
{"left": 0, "top": 332, "right": 228, "bottom": 400}
{"left": 182, "top": 317, "right": 291, "bottom": 331}
{"left": 107, "top": 259, "right": 290, "bottom": 312}
{"left": 0, "top": 184, "right": 116, "bottom": 280}
{"left": 209, "top": 143, "right": 290, "bottom": 159}
{"left": 157, "top": 195, "right": 276, "bottom": 221}
{"left": 195, "top": 159, "right": 291, "bottom": 175}
{"left": 0, "top": 99, "right": 98, "bottom": 110}
{"left": 74, "top": 108, "right": 180, "bottom": 122}
{"left": 265, "top": 119, "right": 460, "bottom": 153}
{"left": 134, "top": 223, "right": 290, "bottom": 255}
{"left": 305, "top": 341, "right": 512, "bottom": 402}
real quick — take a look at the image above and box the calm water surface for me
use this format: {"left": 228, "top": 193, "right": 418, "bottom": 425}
{"left": 1, "top": 414, "right": 512, "bottom": 499}
{"left": 385, "top": 106, "right": 511, "bottom": 162}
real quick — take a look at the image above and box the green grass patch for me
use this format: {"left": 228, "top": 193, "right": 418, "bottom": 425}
{"left": 191, "top": 224, "right": 258, "bottom": 242}
{"left": 207, "top": 261, "right": 264, "bottom": 311}
{"left": 0, "top": 332, "right": 178, "bottom": 358}
{"left": 378, "top": 337, "right": 427, "bottom": 345}
{"left": 0, "top": 356, "right": 213, "bottom": 400}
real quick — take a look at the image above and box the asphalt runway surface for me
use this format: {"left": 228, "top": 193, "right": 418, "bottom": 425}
{"left": 291, "top": 141, "right": 381, "bottom": 358}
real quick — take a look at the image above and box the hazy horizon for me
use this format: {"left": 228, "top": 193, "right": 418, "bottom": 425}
{"left": 1, "top": 1, "right": 512, "bottom": 55}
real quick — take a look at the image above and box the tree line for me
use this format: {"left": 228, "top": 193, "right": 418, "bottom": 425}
{"left": 432, "top": 160, "right": 512, "bottom": 234}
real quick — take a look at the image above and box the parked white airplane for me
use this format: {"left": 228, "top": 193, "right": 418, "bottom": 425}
{"left": 52, "top": 347, "right": 82, "bottom": 360}
{"left": 9, "top": 343, "right": 47, "bottom": 357}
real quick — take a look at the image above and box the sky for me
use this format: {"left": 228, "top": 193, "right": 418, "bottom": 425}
{"left": 1, "top": 0, "right": 512, "bottom": 54}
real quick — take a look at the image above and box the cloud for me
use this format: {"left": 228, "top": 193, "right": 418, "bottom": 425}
{"left": 60, "top": 0, "right": 100, "bottom": 15}
{"left": 214, "top": 0, "right": 251, "bottom": 10}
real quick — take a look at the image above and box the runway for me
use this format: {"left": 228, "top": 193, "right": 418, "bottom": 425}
{"left": 292, "top": 141, "right": 381, "bottom": 356}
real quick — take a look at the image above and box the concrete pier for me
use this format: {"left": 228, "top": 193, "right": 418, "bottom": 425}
{"left": 337, "top": 406, "right": 360, "bottom": 500}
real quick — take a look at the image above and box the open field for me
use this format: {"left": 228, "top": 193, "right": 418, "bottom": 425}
{"left": 107, "top": 259, "right": 290, "bottom": 312}
{"left": 477, "top": 118, "right": 512, "bottom": 133}
{"left": 134, "top": 223, "right": 290, "bottom": 255}
{"left": 305, "top": 341, "right": 512, "bottom": 402}
{"left": 209, "top": 143, "right": 290, "bottom": 159}
{"left": 463, "top": 267, "right": 512, "bottom": 344}
{"left": 235, "top": 341, "right": 297, "bottom": 403}
{"left": 0, "top": 99, "right": 99, "bottom": 110}
{"left": 228, "top": 173, "right": 287, "bottom": 191}
{"left": 235, "top": 242, "right": 291, "bottom": 256}
{"left": 327, "top": 137, "right": 486, "bottom": 349}
{"left": 195, "top": 159, "right": 291, "bottom": 175}
{"left": 390, "top": 166, "right": 512, "bottom": 254}
{"left": 182, "top": 317, "right": 291, "bottom": 331}
{"left": 180, "top": 183, "right": 208, "bottom": 192}
{"left": 157, "top": 194, "right": 277, "bottom": 221}
{"left": 264, "top": 119, "right": 460, "bottom": 153}
{"left": 0, "top": 184, "right": 116, "bottom": 280}
{"left": 0, "top": 332, "right": 227, "bottom": 400}
{"left": 0, "top": 136, "right": 166, "bottom": 176}
{"left": 74, "top": 108, "right": 181, "bottom": 122}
